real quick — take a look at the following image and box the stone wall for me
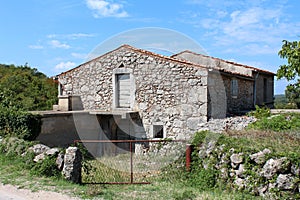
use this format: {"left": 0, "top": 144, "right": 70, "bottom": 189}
{"left": 255, "top": 73, "right": 274, "bottom": 107}
{"left": 208, "top": 73, "right": 254, "bottom": 117}
{"left": 195, "top": 133, "right": 299, "bottom": 199}
{"left": 58, "top": 46, "right": 208, "bottom": 139}
{"left": 224, "top": 75, "right": 254, "bottom": 114}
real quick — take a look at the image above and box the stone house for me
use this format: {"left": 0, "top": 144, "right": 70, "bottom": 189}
{"left": 37, "top": 44, "right": 274, "bottom": 154}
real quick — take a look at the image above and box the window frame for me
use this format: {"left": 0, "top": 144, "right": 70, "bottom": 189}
{"left": 231, "top": 78, "right": 238, "bottom": 98}
{"left": 112, "top": 67, "right": 135, "bottom": 110}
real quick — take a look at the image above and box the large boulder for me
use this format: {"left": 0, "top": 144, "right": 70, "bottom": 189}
{"left": 28, "top": 144, "right": 50, "bottom": 155}
{"left": 249, "top": 148, "right": 271, "bottom": 164}
{"left": 261, "top": 157, "right": 290, "bottom": 179}
{"left": 62, "top": 147, "right": 82, "bottom": 184}
{"left": 230, "top": 153, "right": 243, "bottom": 168}
{"left": 276, "top": 174, "right": 296, "bottom": 190}
{"left": 33, "top": 147, "right": 60, "bottom": 162}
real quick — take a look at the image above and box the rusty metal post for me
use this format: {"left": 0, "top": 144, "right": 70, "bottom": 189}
{"left": 186, "top": 144, "right": 193, "bottom": 172}
{"left": 130, "top": 141, "right": 133, "bottom": 183}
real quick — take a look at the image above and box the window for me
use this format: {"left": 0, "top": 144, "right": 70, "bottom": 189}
{"left": 116, "top": 73, "right": 130, "bottom": 108}
{"left": 153, "top": 125, "right": 164, "bottom": 138}
{"left": 231, "top": 79, "right": 238, "bottom": 98}
{"left": 150, "top": 122, "right": 164, "bottom": 138}
{"left": 112, "top": 67, "right": 135, "bottom": 110}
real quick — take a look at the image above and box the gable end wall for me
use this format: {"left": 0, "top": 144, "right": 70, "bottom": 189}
{"left": 58, "top": 47, "right": 209, "bottom": 139}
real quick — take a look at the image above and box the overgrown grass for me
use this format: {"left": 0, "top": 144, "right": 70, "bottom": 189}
{"left": 0, "top": 144, "right": 262, "bottom": 199}
{"left": 2, "top": 110, "right": 299, "bottom": 199}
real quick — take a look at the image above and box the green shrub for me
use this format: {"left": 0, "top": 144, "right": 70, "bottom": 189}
{"left": 248, "top": 105, "right": 271, "bottom": 119}
{"left": 0, "top": 137, "right": 35, "bottom": 156}
{"left": 188, "top": 167, "right": 217, "bottom": 191}
{"left": 191, "top": 131, "right": 208, "bottom": 146}
{"left": 0, "top": 107, "right": 41, "bottom": 140}
{"left": 248, "top": 113, "right": 300, "bottom": 132}
{"left": 31, "top": 155, "right": 61, "bottom": 177}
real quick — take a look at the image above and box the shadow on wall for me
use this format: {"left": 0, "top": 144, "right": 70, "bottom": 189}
{"left": 36, "top": 112, "right": 148, "bottom": 157}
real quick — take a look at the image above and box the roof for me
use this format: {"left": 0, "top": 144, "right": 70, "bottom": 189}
{"left": 172, "top": 50, "right": 275, "bottom": 76}
{"left": 58, "top": 44, "right": 209, "bottom": 76}
{"left": 57, "top": 45, "right": 274, "bottom": 78}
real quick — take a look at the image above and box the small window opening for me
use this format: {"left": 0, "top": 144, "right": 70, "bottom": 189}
{"left": 231, "top": 79, "right": 238, "bottom": 98}
{"left": 153, "top": 125, "right": 164, "bottom": 138}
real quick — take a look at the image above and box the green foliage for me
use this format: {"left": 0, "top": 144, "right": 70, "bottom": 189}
{"left": 0, "top": 64, "right": 58, "bottom": 111}
{"left": 0, "top": 137, "right": 35, "bottom": 156}
{"left": 31, "top": 155, "right": 61, "bottom": 177}
{"left": 277, "top": 40, "right": 300, "bottom": 108}
{"left": 0, "top": 107, "right": 41, "bottom": 140}
{"left": 172, "top": 189, "right": 196, "bottom": 200}
{"left": 248, "top": 105, "right": 271, "bottom": 119}
{"left": 285, "top": 82, "right": 300, "bottom": 108}
{"left": 191, "top": 130, "right": 208, "bottom": 146}
{"left": 188, "top": 167, "right": 217, "bottom": 190}
{"left": 277, "top": 40, "right": 300, "bottom": 81}
{"left": 248, "top": 113, "right": 300, "bottom": 132}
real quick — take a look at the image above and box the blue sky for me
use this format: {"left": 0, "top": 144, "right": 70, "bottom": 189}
{"left": 1, "top": 0, "right": 300, "bottom": 94}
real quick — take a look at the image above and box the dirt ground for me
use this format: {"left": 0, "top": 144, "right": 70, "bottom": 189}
{"left": 0, "top": 183, "right": 80, "bottom": 200}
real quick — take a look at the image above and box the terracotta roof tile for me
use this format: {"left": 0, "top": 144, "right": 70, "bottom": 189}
{"left": 172, "top": 50, "right": 275, "bottom": 75}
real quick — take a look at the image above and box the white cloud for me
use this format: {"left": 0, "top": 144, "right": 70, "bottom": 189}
{"left": 47, "top": 33, "right": 95, "bottom": 40}
{"left": 54, "top": 61, "right": 76, "bottom": 71}
{"left": 85, "top": 0, "right": 128, "bottom": 18}
{"left": 182, "top": 0, "right": 300, "bottom": 55}
{"left": 28, "top": 44, "right": 44, "bottom": 49}
{"left": 49, "top": 40, "right": 70, "bottom": 49}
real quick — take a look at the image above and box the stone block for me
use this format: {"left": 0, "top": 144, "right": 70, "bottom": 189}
{"left": 187, "top": 117, "right": 201, "bottom": 130}
{"left": 62, "top": 147, "right": 82, "bottom": 184}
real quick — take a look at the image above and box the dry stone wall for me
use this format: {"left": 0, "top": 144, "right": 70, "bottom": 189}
{"left": 196, "top": 136, "right": 299, "bottom": 199}
{"left": 59, "top": 46, "right": 209, "bottom": 139}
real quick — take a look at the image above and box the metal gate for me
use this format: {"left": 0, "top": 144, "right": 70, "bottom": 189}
{"left": 76, "top": 139, "right": 187, "bottom": 184}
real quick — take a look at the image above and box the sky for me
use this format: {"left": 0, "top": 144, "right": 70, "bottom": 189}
{"left": 1, "top": 0, "right": 300, "bottom": 94}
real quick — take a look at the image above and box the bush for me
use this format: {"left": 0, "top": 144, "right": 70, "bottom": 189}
{"left": 0, "top": 137, "right": 36, "bottom": 155}
{"left": 31, "top": 155, "right": 61, "bottom": 177}
{"left": 248, "top": 105, "right": 271, "bottom": 119}
{"left": 0, "top": 107, "right": 41, "bottom": 140}
{"left": 248, "top": 113, "right": 300, "bottom": 132}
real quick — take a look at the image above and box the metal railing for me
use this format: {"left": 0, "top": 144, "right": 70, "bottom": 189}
{"left": 75, "top": 139, "right": 189, "bottom": 184}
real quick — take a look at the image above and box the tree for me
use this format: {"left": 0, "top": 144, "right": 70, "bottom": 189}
{"left": 277, "top": 40, "right": 300, "bottom": 108}
{"left": 0, "top": 64, "right": 58, "bottom": 111}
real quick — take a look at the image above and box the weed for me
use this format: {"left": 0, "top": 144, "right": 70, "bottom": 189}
{"left": 248, "top": 105, "right": 271, "bottom": 119}
{"left": 31, "top": 155, "right": 61, "bottom": 178}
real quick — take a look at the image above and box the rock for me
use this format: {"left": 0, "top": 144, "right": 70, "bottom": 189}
{"left": 234, "top": 178, "right": 245, "bottom": 190}
{"left": 220, "top": 167, "right": 229, "bottom": 179}
{"left": 257, "top": 185, "right": 268, "bottom": 197}
{"left": 198, "top": 116, "right": 256, "bottom": 133}
{"left": 291, "top": 163, "right": 300, "bottom": 176}
{"left": 250, "top": 148, "right": 271, "bottom": 164}
{"left": 28, "top": 144, "right": 50, "bottom": 155}
{"left": 261, "top": 157, "right": 290, "bottom": 179}
{"left": 56, "top": 152, "right": 64, "bottom": 171}
{"left": 235, "top": 164, "right": 246, "bottom": 178}
{"left": 187, "top": 117, "right": 201, "bottom": 130}
{"left": 62, "top": 147, "right": 82, "bottom": 183}
{"left": 276, "top": 174, "right": 296, "bottom": 190}
{"left": 230, "top": 153, "right": 243, "bottom": 168}
{"left": 45, "top": 148, "right": 59, "bottom": 156}
{"left": 33, "top": 153, "right": 46, "bottom": 162}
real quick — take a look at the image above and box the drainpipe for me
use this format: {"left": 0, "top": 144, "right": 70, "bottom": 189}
{"left": 253, "top": 72, "right": 259, "bottom": 107}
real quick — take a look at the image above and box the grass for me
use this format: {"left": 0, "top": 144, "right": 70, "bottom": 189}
{"left": 1, "top": 111, "right": 299, "bottom": 199}
{"left": 0, "top": 148, "right": 261, "bottom": 199}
